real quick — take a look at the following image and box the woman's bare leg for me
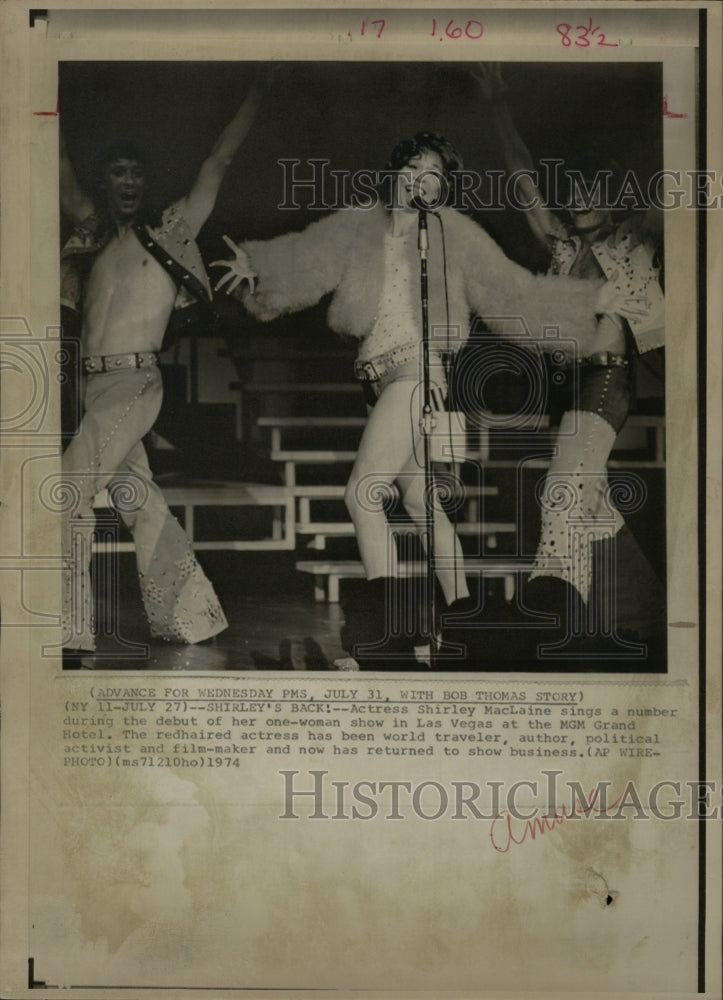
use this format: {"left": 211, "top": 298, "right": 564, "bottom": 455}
{"left": 397, "top": 455, "right": 469, "bottom": 605}
{"left": 344, "top": 380, "right": 421, "bottom": 579}
{"left": 345, "top": 377, "right": 468, "bottom": 604}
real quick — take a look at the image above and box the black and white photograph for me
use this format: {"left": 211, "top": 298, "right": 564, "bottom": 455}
{"left": 57, "top": 57, "right": 668, "bottom": 673}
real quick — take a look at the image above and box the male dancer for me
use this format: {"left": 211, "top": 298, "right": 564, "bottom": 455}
{"left": 472, "top": 64, "right": 665, "bottom": 656}
{"left": 59, "top": 72, "right": 268, "bottom": 665}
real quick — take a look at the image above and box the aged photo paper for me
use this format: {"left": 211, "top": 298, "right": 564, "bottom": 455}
{"left": 0, "top": 2, "right": 721, "bottom": 997}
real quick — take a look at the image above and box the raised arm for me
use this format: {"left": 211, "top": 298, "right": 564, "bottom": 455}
{"left": 178, "top": 66, "right": 274, "bottom": 237}
{"left": 472, "top": 64, "right": 566, "bottom": 249}
{"left": 614, "top": 203, "right": 664, "bottom": 250}
{"left": 59, "top": 129, "right": 95, "bottom": 225}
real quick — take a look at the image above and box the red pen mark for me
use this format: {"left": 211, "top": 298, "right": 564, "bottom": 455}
{"left": 663, "top": 95, "right": 687, "bottom": 119}
{"left": 33, "top": 86, "right": 60, "bottom": 117}
{"left": 360, "top": 18, "right": 385, "bottom": 39}
{"left": 490, "top": 785, "right": 626, "bottom": 853}
{"left": 556, "top": 18, "right": 618, "bottom": 48}
{"left": 430, "top": 17, "right": 484, "bottom": 40}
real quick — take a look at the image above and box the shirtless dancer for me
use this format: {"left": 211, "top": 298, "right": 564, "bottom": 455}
{"left": 60, "top": 74, "right": 267, "bottom": 665}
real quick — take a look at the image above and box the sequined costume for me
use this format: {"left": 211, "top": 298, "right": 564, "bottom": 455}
{"left": 529, "top": 219, "right": 665, "bottom": 631}
{"left": 61, "top": 207, "right": 227, "bottom": 650}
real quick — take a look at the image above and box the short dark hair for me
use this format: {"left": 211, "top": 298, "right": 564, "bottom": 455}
{"left": 560, "top": 149, "right": 626, "bottom": 212}
{"left": 386, "top": 131, "right": 463, "bottom": 178}
{"left": 90, "top": 139, "right": 161, "bottom": 230}
{"left": 93, "top": 139, "right": 147, "bottom": 191}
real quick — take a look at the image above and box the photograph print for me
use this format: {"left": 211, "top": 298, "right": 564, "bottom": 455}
{"left": 57, "top": 58, "right": 667, "bottom": 673}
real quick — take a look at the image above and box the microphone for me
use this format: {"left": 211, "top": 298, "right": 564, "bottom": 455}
{"left": 411, "top": 195, "right": 429, "bottom": 253}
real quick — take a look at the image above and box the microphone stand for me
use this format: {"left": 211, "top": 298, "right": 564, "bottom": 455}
{"left": 416, "top": 206, "right": 438, "bottom": 669}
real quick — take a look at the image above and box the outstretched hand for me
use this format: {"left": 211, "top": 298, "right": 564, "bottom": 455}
{"left": 210, "top": 235, "right": 256, "bottom": 295}
{"left": 470, "top": 62, "right": 507, "bottom": 103}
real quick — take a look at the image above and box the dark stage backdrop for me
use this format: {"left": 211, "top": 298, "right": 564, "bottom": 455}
{"left": 59, "top": 60, "right": 663, "bottom": 270}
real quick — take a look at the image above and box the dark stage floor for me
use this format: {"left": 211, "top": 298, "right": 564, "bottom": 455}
{"left": 78, "top": 552, "right": 346, "bottom": 671}
{"left": 69, "top": 551, "right": 667, "bottom": 673}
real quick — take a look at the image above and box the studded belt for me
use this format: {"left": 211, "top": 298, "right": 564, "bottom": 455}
{"left": 354, "top": 341, "right": 422, "bottom": 382}
{"left": 577, "top": 352, "right": 629, "bottom": 368}
{"left": 82, "top": 352, "right": 160, "bottom": 374}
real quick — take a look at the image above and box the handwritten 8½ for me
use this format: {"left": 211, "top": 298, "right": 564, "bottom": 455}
{"left": 358, "top": 18, "right": 485, "bottom": 40}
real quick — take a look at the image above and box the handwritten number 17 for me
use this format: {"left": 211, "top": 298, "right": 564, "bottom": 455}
{"left": 360, "top": 18, "right": 386, "bottom": 38}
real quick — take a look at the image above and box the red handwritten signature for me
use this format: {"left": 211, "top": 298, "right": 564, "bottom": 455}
{"left": 490, "top": 786, "right": 625, "bottom": 853}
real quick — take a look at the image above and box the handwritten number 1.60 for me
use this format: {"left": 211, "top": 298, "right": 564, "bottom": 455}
{"left": 430, "top": 18, "right": 484, "bottom": 40}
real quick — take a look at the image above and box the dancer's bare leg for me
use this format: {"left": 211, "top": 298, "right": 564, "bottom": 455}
{"left": 344, "top": 380, "right": 422, "bottom": 579}
{"left": 397, "top": 453, "right": 469, "bottom": 605}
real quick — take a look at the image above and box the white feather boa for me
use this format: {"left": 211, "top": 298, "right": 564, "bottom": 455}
{"left": 237, "top": 205, "right": 603, "bottom": 356}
